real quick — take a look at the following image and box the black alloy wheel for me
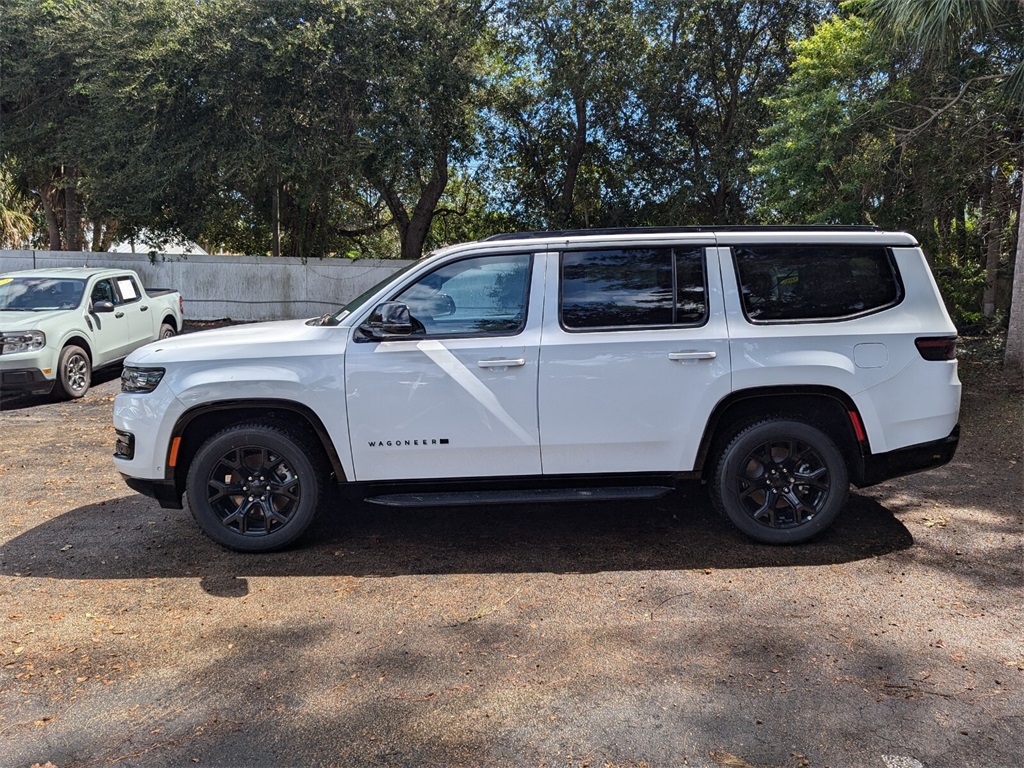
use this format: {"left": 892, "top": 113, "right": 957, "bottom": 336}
{"left": 712, "top": 418, "right": 848, "bottom": 544}
{"left": 186, "top": 422, "right": 325, "bottom": 552}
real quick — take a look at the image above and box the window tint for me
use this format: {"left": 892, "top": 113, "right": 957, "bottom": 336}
{"left": 394, "top": 253, "right": 531, "bottom": 336}
{"left": 734, "top": 244, "right": 901, "bottom": 322}
{"left": 560, "top": 247, "right": 707, "bottom": 330}
{"left": 91, "top": 279, "right": 118, "bottom": 305}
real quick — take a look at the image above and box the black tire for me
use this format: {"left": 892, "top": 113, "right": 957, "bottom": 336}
{"left": 55, "top": 344, "right": 91, "bottom": 399}
{"left": 185, "top": 422, "right": 326, "bottom": 552}
{"left": 711, "top": 418, "right": 848, "bottom": 545}
{"left": 159, "top": 322, "right": 176, "bottom": 339}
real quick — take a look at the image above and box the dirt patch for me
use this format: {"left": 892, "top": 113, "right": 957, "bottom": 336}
{"left": 0, "top": 347, "right": 1021, "bottom": 768}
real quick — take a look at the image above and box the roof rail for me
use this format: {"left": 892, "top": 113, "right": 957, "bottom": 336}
{"left": 483, "top": 225, "right": 883, "bottom": 242}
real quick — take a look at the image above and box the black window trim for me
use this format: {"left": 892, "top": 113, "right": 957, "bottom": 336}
{"left": 115, "top": 274, "right": 143, "bottom": 305}
{"left": 558, "top": 245, "right": 711, "bottom": 333}
{"left": 384, "top": 251, "right": 535, "bottom": 341}
{"left": 730, "top": 243, "right": 906, "bottom": 326}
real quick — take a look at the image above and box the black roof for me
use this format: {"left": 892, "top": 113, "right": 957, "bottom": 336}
{"left": 483, "top": 225, "right": 882, "bottom": 242}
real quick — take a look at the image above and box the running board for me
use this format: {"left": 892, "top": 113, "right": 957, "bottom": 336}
{"left": 364, "top": 486, "right": 674, "bottom": 508}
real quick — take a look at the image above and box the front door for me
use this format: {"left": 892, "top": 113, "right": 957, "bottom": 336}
{"left": 345, "top": 250, "right": 543, "bottom": 482}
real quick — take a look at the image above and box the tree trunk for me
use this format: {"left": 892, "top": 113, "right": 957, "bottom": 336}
{"left": 982, "top": 171, "right": 1004, "bottom": 318}
{"left": 65, "top": 175, "right": 81, "bottom": 251}
{"left": 376, "top": 148, "right": 449, "bottom": 261}
{"left": 40, "top": 186, "right": 61, "bottom": 250}
{"left": 1005, "top": 181, "right": 1024, "bottom": 374}
{"left": 558, "top": 90, "right": 588, "bottom": 229}
{"left": 272, "top": 174, "right": 281, "bottom": 258}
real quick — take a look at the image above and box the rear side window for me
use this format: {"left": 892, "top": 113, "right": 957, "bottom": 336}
{"left": 561, "top": 247, "right": 707, "bottom": 330}
{"left": 733, "top": 244, "right": 902, "bottom": 322}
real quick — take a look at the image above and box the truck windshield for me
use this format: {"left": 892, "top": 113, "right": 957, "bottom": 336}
{"left": 316, "top": 260, "right": 422, "bottom": 326}
{"left": 0, "top": 277, "right": 86, "bottom": 311}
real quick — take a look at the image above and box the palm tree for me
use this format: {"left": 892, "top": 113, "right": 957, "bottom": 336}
{"left": 867, "top": 0, "right": 1024, "bottom": 373}
{"left": 0, "top": 164, "right": 35, "bottom": 249}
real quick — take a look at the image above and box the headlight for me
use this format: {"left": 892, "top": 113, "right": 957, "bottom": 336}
{"left": 121, "top": 366, "right": 165, "bottom": 393}
{"left": 0, "top": 330, "right": 45, "bottom": 354}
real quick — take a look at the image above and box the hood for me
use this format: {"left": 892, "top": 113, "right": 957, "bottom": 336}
{"left": 126, "top": 318, "right": 340, "bottom": 365}
{"left": 0, "top": 309, "right": 72, "bottom": 331}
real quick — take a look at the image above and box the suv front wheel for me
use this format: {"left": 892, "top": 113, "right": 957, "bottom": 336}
{"left": 186, "top": 422, "right": 326, "bottom": 552}
{"left": 711, "top": 418, "right": 848, "bottom": 544}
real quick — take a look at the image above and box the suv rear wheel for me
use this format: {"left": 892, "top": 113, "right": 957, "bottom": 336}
{"left": 711, "top": 418, "right": 848, "bottom": 544}
{"left": 186, "top": 422, "right": 326, "bottom": 552}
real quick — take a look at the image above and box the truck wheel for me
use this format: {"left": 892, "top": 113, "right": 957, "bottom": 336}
{"left": 711, "top": 419, "right": 848, "bottom": 545}
{"left": 55, "top": 344, "right": 91, "bottom": 399}
{"left": 186, "top": 422, "right": 326, "bottom": 552}
{"left": 159, "top": 323, "right": 176, "bottom": 339}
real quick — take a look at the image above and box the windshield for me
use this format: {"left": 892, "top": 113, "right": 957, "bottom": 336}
{"left": 315, "top": 260, "right": 422, "bottom": 326}
{"left": 0, "top": 277, "right": 86, "bottom": 311}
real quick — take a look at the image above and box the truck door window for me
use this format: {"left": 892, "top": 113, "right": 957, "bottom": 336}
{"left": 91, "top": 279, "right": 118, "bottom": 305}
{"left": 116, "top": 276, "right": 140, "bottom": 303}
{"left": 393, "top": 253, "right": 532, "bottom": 337}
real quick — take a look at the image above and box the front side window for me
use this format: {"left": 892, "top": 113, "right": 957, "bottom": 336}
{"left": 91, "top": 279, "right": 119, "bottom": 305}
{"left": 734, "top": 244, "right": 902, "bottom": 322}
{"left": 393, "top": 253, "right": 532, "bottom": 337}
{"left": 560, "top": 247, "right": 708, "bottom": 330}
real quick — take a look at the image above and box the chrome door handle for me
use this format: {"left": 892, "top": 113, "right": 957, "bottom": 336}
{"left": 477, "top": 358, "right": 526, "bottom": 368}
{"left": 140, "top": 305, "right": 149, "bottom": 312}
{"left": 668, "top": 351, "right": 717, "bottom": 361}
{"left": 115, "top": 311, "right": 125, "bottom": 318}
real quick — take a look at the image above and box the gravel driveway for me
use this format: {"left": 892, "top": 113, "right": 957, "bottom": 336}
{"left": 1, "top": 350, "right": 1021, "bottom": 768}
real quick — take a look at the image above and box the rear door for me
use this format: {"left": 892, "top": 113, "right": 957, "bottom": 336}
{"left": 113, "top": 274, "right": 157, "bottom": 353}
{"left": 537, "top": 240, "right": 732, "bottom": 475}
{"left": 88, "top": 278, "right": 134, "bottom": 363}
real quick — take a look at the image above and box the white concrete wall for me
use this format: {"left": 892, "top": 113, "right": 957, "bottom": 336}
{"left": 0, "top": 250, "right": 413, "bottom": 321}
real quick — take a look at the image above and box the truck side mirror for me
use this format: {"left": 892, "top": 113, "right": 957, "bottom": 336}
{"left": 91, "top": 300, "right": 115, "bottom": 313}
{"left": 360, "top": 301, "right": 414, "bottom": 339}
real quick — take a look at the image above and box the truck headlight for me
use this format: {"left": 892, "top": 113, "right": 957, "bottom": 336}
{"left": 0, "top": 330, "right": 45, "bottom": 354}
{"left": 121, "top": 366, "right": 165, "bottom": 393}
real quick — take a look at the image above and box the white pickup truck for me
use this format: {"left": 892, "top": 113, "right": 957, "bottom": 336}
{"left": 0, "top": 267, "right": 183, "bottom": 399}
{"left": 113, "top": 227, "right": 961, "bottom": 551}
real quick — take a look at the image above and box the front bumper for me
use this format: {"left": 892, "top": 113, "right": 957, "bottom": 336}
{"left": 857, "top": 424, "right": 960, "bottom": 487}
{"left": 0, "top": 366, "right": 54, "bottom": 394}
{"left": 121, "top": 475, "right": 184, "bottom": 509}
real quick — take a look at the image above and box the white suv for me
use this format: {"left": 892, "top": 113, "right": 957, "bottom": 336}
{"left": 113, "top": 227, "right": 961, "bottom": 551}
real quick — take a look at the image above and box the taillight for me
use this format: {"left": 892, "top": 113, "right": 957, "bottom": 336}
{"left": 915, "top": 336, "right": 956, "bottom": 361}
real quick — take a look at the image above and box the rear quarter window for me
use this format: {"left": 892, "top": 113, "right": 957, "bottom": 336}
{"left": 733, "top": 244, "right": 902, "bottom": 322}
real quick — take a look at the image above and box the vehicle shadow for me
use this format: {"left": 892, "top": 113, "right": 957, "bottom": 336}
{"left": 0, "top": 366, "right": 122, "bottom": 411}
{"left": 0, "top": 488, "right": 912, "bottom": 593}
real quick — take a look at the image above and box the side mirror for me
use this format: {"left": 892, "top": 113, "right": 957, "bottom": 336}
{"left": 91, "top": 300, "right": 115, "bottom": 313}
{"left": 359, "top": 301, "right": 414, "bottom": 339}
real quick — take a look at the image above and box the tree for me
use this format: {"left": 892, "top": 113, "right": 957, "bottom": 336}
{"left": 632, "top": 0, "right": 826, "bottom": 225}
{"left": 864, "top": 0, "right": 1024, "bottom": 372}
{"left": 355, "top": 0, "right": 489, "bottom": 260}
{"left": 0, "top": 0, "right": 100, "bottom": 250}
{"left": 483, "top": 0, "right": 645, "bottom": 229}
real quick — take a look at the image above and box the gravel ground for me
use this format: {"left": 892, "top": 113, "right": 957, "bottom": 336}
{"left": 0, "top": 342, "right": 1021, "bottom": 768}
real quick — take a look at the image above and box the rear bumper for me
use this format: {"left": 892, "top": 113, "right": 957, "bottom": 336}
{"left": 857, "top": 425, "right": 960, "bottom": 487}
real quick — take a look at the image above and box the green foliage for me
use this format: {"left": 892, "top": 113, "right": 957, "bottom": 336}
{"left": 752, "top": 14, "right": 893, "bottom": 224}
